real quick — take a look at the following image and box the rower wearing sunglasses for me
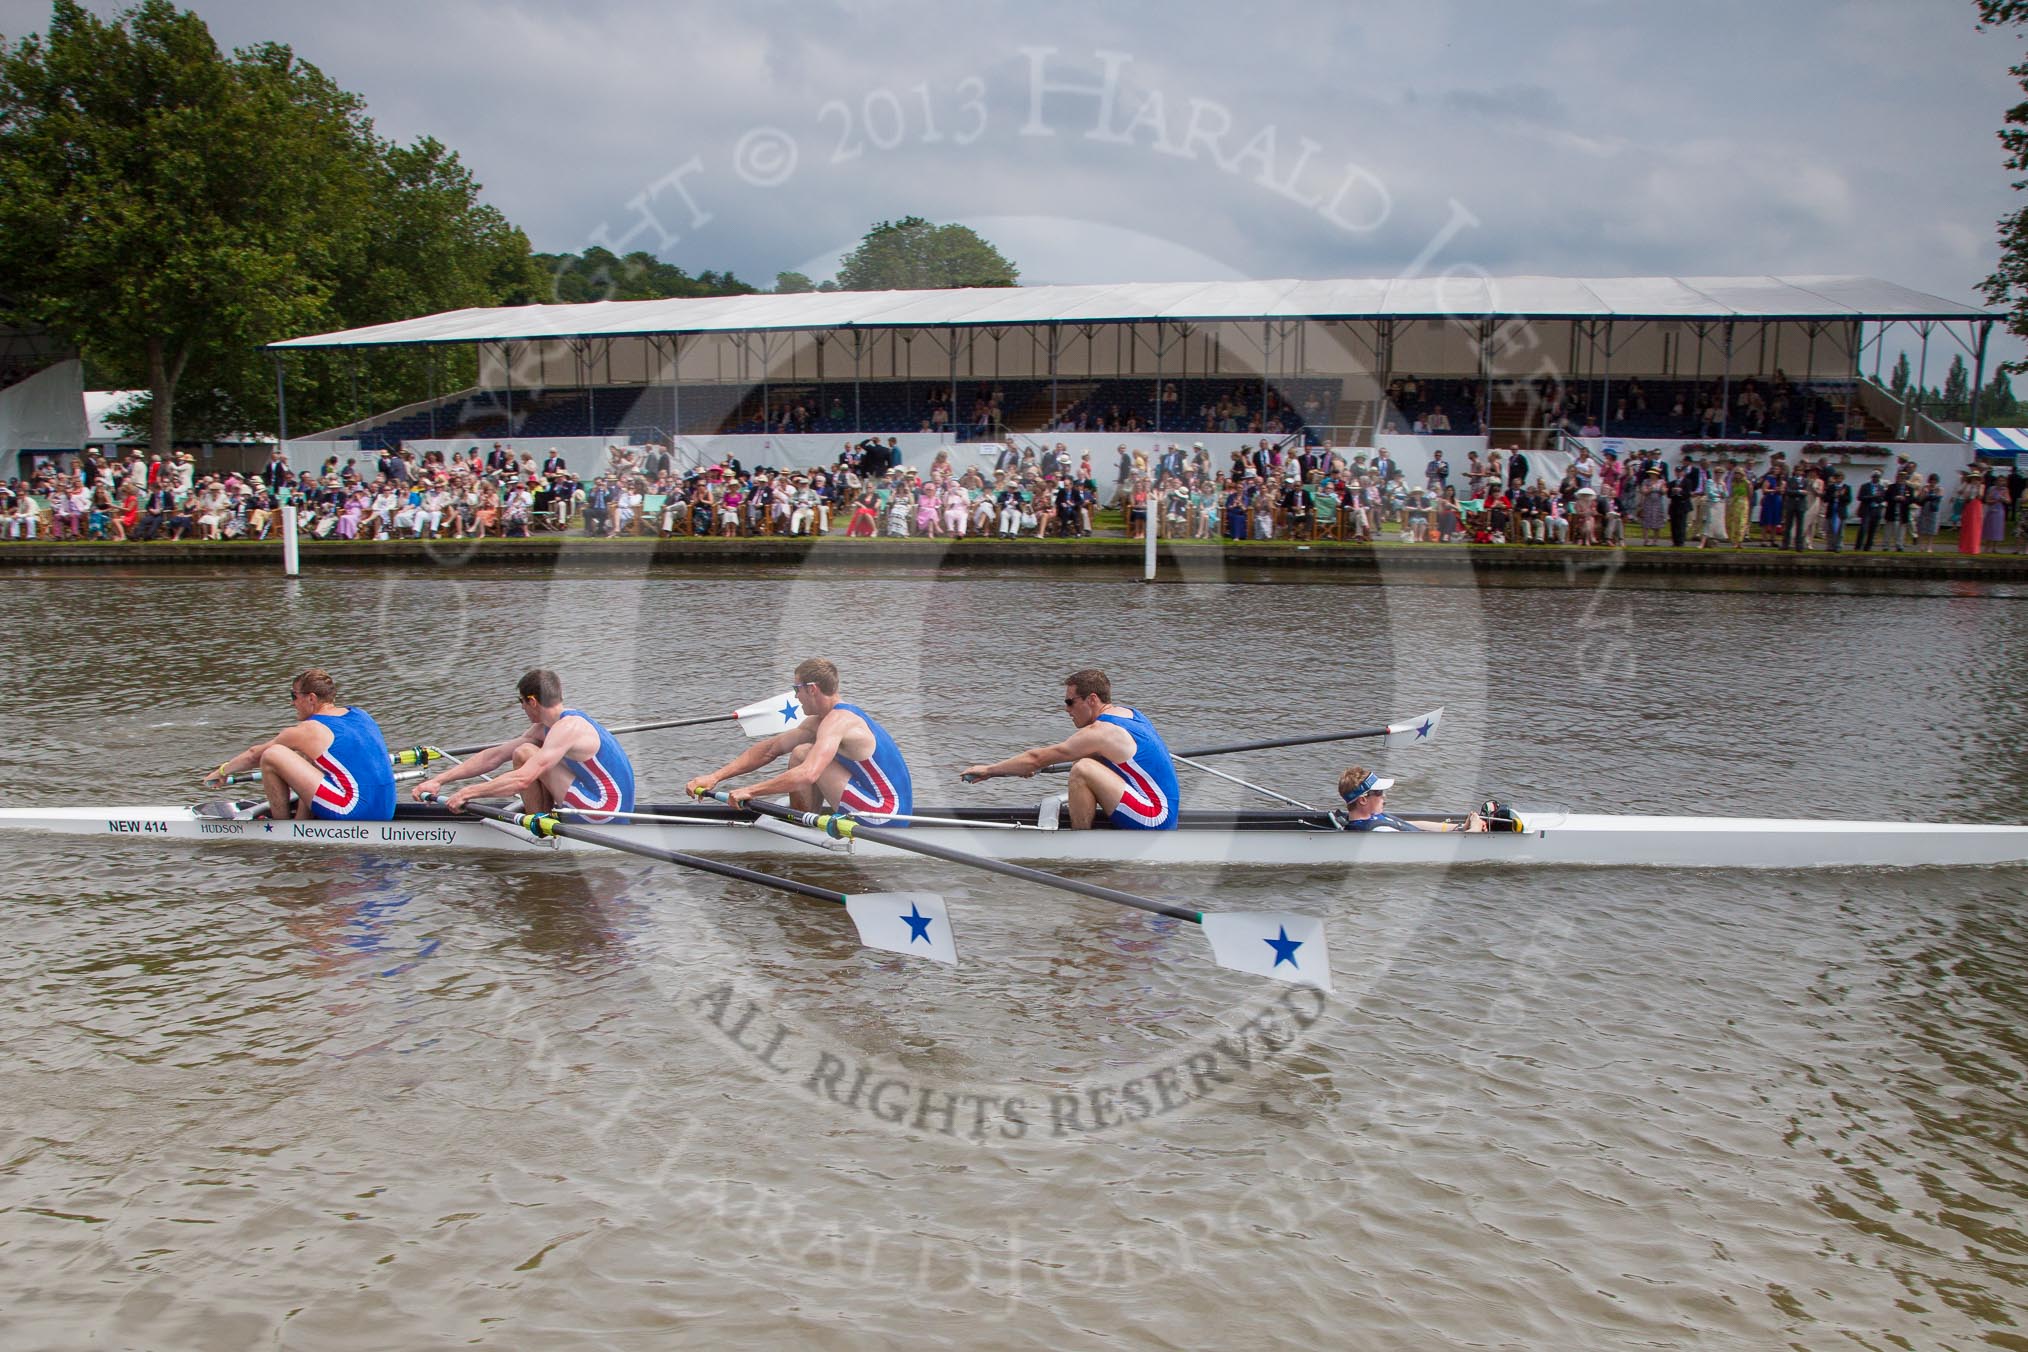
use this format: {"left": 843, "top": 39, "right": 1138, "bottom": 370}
{"left": 1336, "top": 766, "right": 1487, "bottom": 832}
{"left": 961, "top": 668, "right": 1180, "bottom": 830}
{"left": 686, "top": 657, "right": 913, "bottom": 826}
{"left": 410, "top": 668, "right": 636, "bottom": 822}
{"left": 203, "top": 668, "right": 395, "bottom": 822}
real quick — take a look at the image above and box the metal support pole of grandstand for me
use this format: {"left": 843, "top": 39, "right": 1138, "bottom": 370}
{"left": 274, "top": 354, "right": 288, "bottom": 447}
{"left": 1967, "top": 319, "right": 1992, "bottom": 442}
{"left": 852, "top": 331, "right": 861, "bottom": 432}
{"left": 677, "top": 334, "right": 693, "bottom": 435}
{"left": 1049, "top": 323, "right": 1059, "bottom": 426}
{"left": 1914, "top": 324, "right": 1928, "bottom": 437}
{"left": 1600, "top": 318, "right": 1613, "bottom": 437}
{"left": 427, "top": 356, "right": 437, "bottom": 439}
{"left": 1151, "top": 320, "right": 1160, "bottom": 433}
{"left": 1719, "top": 321, "right": 1733, "bottom": 440}
{"left": 1261, "top": 322, "right": 1270, "bottom": 434}
{"left": 949, "top": 329, "right": 958, "bottom": 435}
{"left": 503, "top": 343, "right": 515, "bottom": 438}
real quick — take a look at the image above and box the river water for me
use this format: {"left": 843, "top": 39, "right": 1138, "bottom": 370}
{"left": 2, "top": 559, "right": 2025, "bottom": 1349}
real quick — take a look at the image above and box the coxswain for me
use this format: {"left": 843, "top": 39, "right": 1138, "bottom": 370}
{"left": 1336, "top": 766, "right": 1486, "bottom": 832}
{"left": 685, "top": 658, "right": 913, "bottom": 825}
{"left": 411, "top": 668, "right": 636, "bottom": 821}
{"left": 961, "top": 668, "right": 1180, "bottom": 830}
{"left": 203, "top": 668, "right": 396, "bottom": 821}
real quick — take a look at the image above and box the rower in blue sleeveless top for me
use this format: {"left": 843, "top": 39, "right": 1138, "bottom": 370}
{"left": 204, "top": 668, "right": 396, "bottom": 821}
{"left": 687, "top": 657, "right": 914, "bottom": 826}
{"left": 961, "top": 667, "right": 1181, "bottom": 829}
{"left": 411, "top": 668, "right": 637, "bottom": 823}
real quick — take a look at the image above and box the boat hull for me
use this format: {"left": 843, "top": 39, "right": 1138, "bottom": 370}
{"left": 3, "top": 804, "right": 2027, "bottom": 868}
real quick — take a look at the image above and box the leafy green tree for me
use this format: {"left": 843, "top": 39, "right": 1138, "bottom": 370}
{"left": 1978, "top": 1, "right": 2028, "bottom": 373}
{"left": 535, "top": 248, "right": 756, "bottom": 304}
{"left": 834, "top": 216, "right": 1019, "bottom": 291}
{"left": 774, "top": 270, "right": 816, "bottom": 294}
{"left": 1981, "top": 368, "right": 2020, "bottom": 421}
{"left": 1888, "top": 351, "right": 1910, "bottom": 398}
{"left": 0, "top": 0, "right": 534, "bottom": 449}
{"left": 1943, "top": 353, "right": 1971, "bottom": 419}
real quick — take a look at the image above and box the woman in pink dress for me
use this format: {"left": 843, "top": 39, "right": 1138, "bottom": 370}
{"left": 336, "top": 490, "right": 364, "bottom": 539}
{"left": 1959, "top": 471, "right": 1987, "bottom": 555}
{"left": 847, "top": 492, "right": 877, "bottom": 537}
{"left": 915, "top": 483, "right": 941, "bottom": 537}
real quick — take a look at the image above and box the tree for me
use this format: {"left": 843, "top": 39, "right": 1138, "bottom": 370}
{"left": 1888, "top": 351, "right": 1911, "bottom": 398}
{"left": 774, "top": 270, "right": 816, "bottom": 294}
{"left": 834, "top": 216, "right": 1019, "bottom": 291}
{"left": 1982, "top": 368, "right": 2020, "bottom": 421}
{"left": 0, "top": 0, "right": 535, "bottom": 449}
{"left": 534, "top": 247, "right": 756, "bottom": 304}
{"left": 1978, "top": 1, "right": 2028, "bottom": 373}
{"left": 1943, "top": 353, "right": 1971, "bottom": 420}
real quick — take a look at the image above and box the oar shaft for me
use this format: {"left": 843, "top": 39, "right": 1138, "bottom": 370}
{"left": 451, "top": 799, "right": 848, "bottom": 905}
{"left": 1041, "top": 723, "right": 1397, "bottom": 774}
{"left": 722, "top": 795, "right": 1201, "bottom": 924}
{"left": 437, "top": 711, "right": 737, "bottom": 759}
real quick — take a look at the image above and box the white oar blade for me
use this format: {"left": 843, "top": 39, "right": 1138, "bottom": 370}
{"left": 1200, "top": 912, "right": 1332, "bottom": 991}
{"left": 734, "top": 690, "right": 808, "bottom": 739}
{"left": 844, "top": 892, "right": 959, "bottom": 965}
{"left": 1383, "top": 707, "right": 1443, "bottom": 749}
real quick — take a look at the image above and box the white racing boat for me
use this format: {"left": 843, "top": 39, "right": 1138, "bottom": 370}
{"left": 3, "top": 799, "right": 2026, "bottom": 869}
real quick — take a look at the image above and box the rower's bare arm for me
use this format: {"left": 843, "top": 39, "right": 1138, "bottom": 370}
{"left": 206, "top": 736, "right": 278, "bottom": 785}
{"left": 412, "top": 733, "right": 530, "bottom": 798}
{"left": 736, "top": 712, "right": 850, "bottom": 800}
{"left": 689, "top": 721, "right": 817, "bottom": 796}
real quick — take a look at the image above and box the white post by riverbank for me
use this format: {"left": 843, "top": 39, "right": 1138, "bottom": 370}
{"left": 1143, "top": 491, "right": 1157, "bottom": 582}
{"left": 282, "top": 506, "right": 300, "bottom": 577}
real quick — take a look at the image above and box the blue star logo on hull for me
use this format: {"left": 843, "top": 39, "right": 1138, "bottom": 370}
{"left": 1265, "top": 926, "right": 1303, "bottom": 968}
{"left": 901, "top": 903, "right": 934, "bottom": 944}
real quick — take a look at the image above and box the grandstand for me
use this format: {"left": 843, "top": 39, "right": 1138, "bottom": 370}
{"left": 275, "top": 276, "right": 1991, "bottom": 459}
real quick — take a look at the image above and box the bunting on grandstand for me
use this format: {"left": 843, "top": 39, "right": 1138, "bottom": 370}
{"left": 268, "top": 275, "right": 1990, "bottom": 351}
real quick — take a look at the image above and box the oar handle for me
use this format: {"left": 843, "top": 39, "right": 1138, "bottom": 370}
{"left": 421, "top": 792, "right": 849, "bottom": 905}
{"left": 706, "top": 790, "right": 1201, "bottom": 925}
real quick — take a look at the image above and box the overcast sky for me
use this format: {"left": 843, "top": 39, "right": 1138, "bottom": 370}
{"left": 6, "top": 0, "right": 2025, "bottom": 378}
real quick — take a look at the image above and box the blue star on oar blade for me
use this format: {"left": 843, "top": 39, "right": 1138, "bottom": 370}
{"left": 780, "top": 697, "right": 800, "bottom": 723}
{"left": 900, "top": 903, "right": 934, "bottom": 945}
{"left": 1415, "top": 718, "right": 1434, "bottom": 739}
{"left": 1265, "top": 925, "right": 1303, "bottom": 968}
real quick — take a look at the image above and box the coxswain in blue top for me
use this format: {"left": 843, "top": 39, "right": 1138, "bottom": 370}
{"left": 203, "top": 668, "right": 395, "bottom": 822}
{"left": 409, "top": 669, "right": 636, "bottom": 823}
{"left": 958, "top": 668, "right": 1181, "bottom": 831}
{"left": 685, "top": 658, "right": 914, "bottom": 827}
{"left": 1335, "top": 767, "right": 1488, "bottom": 834}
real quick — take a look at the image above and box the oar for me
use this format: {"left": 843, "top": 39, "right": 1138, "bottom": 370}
{"left": 425, "top": 795, "right": 957, "bottom": 965}
{"left": 423, "top": 689, "right": 812, "bottom": 760}
{"left": 704, "top": 790, "right": 1329, "bottom": 990}
{"left": 1034, "top": 707, "right": 1443, "bottom": 775}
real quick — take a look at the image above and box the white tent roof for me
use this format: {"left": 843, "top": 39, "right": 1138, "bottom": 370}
{"left": 84, "top": 389, "right": 145, "bottom": 442}
{"left": 269, "top": 275, "right": 1990, "bottom": 351}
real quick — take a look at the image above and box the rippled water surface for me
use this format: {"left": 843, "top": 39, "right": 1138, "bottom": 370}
{"left": 2, "top": 562, "right": 2026, "bottom": 1349}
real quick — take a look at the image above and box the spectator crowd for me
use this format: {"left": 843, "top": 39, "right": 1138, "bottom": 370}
{"left": 4, "top": 434, "right": 2023, "bottom": 554}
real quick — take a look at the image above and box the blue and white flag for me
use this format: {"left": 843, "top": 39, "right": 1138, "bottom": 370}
{"left": 1382, "top": 707, "right": 1443, "bottom": 750}
{"left": 734, "top": 690, "right": 808, "bottom": 739}
{"left": 1200, "top": 912, "right": 1332, "bottom": 991}
{"left": 844, "top": 892, "right": 959, "bottom": 965}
